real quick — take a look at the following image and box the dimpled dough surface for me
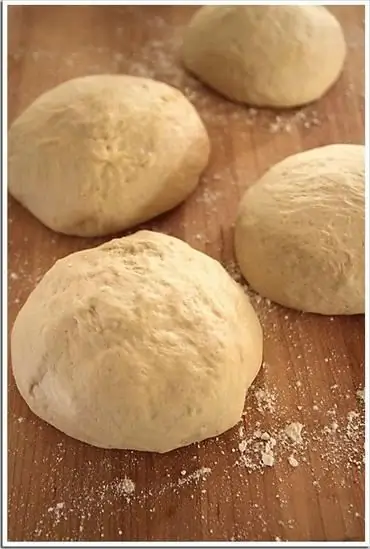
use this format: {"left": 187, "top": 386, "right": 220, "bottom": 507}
{"left": 235, "top": 144, "right": 364, "bottom": 315}
{"left": 11, "top": 231, "right": 263, "bottom": 453}
{"left": 182, "top": 5, "right": 346, "bottom": 108}
{"left": 8, "top": 75, "right": 210, "bottom": 237}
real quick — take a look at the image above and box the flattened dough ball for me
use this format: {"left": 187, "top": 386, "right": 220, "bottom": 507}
{"left": 8, "top": 75, "right": 210, "bottom": 236}
{"left": 11, "top": 231, "right": 263, "bottom": 452}
{"left": 235, "top": 145, "right": 364, "bottom": 315}
{"left": 182, "top": 6, "right": 346, "bottom": 108}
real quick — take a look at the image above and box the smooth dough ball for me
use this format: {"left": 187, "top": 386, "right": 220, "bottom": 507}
{"left": 11, "top": 231, "right": 263, "bottom": 452}
{"left": 235, "top": 145, "right": 364, "bottom": 315}
{"left": 8, "top": 75, "right": 210, "bottom": 236}
{"left": 182, "top": 6, "right": 346, "bottom": 108}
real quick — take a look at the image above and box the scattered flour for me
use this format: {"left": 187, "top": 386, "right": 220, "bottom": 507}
{"left": 346, "top": 411, "right": 361, "bottom": 440}
{"left": 255, "top": 388, "right": 276, "bottom": 414}
{"left": 177, "top": 467, "right": 211, "bottom": 486}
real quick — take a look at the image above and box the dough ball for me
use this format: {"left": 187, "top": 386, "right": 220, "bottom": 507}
{"left": 8, "top": 75, "right": 210, "bottom": 236}
{"left": 235, "top": 145, "right": 364, "bottom": 315}
{"left": 182, "top": 6, "right": 346, "bottom": 108}
{"left": 11, "top": 231, "right": 263, "bottom": 452}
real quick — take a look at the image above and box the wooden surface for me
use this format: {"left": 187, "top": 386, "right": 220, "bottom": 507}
{"left": 7, "top": 6, "right": 365, "bottom": 543}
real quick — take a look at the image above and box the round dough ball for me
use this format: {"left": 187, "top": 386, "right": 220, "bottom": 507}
{"left": 182, "top": 6, "right": 346, "bottom": 108}
{"left": 234, "top": 145, "right": 364, "bottom": 315}
{"left": 11, "top": 231, "right": 263, "bottom": 452}
{"left": 8, "top": 75, "right": 210, "bottom": 236}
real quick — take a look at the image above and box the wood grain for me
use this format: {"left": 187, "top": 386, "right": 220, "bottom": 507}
{"left": 7, "top": 6, "right": 365, "bottom": 542}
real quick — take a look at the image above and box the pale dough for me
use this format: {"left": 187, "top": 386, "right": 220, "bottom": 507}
{"left": 11, "top": 231, "right": 263, "bottom": 452}
{"left": 182, "top": 6, "right": 346, "bottom": 108}
{"left": 8, "top": 75, "right": 210, "bottom": 236}
{"left": 234, "top": 144, "right": 364, "bottom": 315}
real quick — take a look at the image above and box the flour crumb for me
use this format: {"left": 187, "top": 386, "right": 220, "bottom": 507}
{"left": 268, "top": 437, "right": 277, "bottom": 449}
{"left": 356, "top": 388, "right": 364, "bottom": 402}
{"left": 285, "top": 422, "right": 304, "bottom": 444}
{"left": 288, "top": 454, "right": 299, "bottom": 468}
{"left": 261, "top": 434, "right": 276, "bottom": 467}
{"left": 261, "top": 451, "right": 274, "bottom": 467}
{"left": 238, "top": 424, "right": 245, "bottom": 437}
{"left": 238, "top": 440, "right": 247, "bottom": 453}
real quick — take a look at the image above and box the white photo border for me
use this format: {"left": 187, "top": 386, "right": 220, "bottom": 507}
{"left": 1, "top": 1, "right": 369, "bottom": 547}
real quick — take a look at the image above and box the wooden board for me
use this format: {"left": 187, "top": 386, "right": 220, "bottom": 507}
{"left": 7, "top": 5, "right": 365, "bottom": 543}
